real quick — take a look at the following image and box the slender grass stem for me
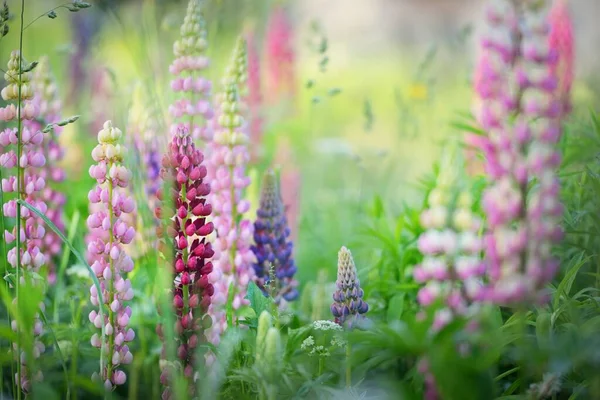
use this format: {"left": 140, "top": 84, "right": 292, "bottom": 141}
{"left": 105, "top": 161, "right": 115, "bottom": 399}
{"left": 14, "top": 1, "right": 26, "bottom": 397}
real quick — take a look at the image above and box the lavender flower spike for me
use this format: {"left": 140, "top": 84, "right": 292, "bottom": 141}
{"left": 331, "top": 246, "right": 368, "bottom": 326}
{"left": 251, "top": 169, "right": 298, "bottom": 305}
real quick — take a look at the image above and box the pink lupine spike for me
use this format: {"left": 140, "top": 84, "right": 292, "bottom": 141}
{"left": 27, "top": 56, "right": 67, "bottom": 284}
{"left": 474, "top": 1, "right": 565, "bottom": 305}
{"left": 156, "top": 125, "right": 214, "bottom": 400}
{"left": 548, "top": 0, "right": 574, "bottom": 116}
{"left": 1, "top": 50, "right": 47, "bottom": 392}
{"left": 168, "top": 0, "right": 214, "bottom": 144}
{"left": 86, "top": 121, "right": 136, "bottom": 390}
{"left": 205, "top": 37, "right": 256, "bottom": 348}
{"left": 265, "top": 3, "right": 296, "bottom": 105}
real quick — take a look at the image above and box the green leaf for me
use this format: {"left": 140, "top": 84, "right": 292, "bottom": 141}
{"left": 553, "top": 253, "right": 589, "bottom": 309}
{"left": 386, "top": 293, "right": 405, "bottom": 322}
{"left": 305, "top": 79, "right": 315, "bottom": 89}
{"left": 39, "top": 310, "right": 70, "bottom": 398}
{"left": 245, "top": 281, "right": 272, "bottom": 320}
{"left": 47, "top": 10, "right": 57, "bottom": 19}
{"left": 17, "top": 200, "right": 107, "bottom": 371}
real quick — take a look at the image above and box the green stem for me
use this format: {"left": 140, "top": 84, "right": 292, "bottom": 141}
{"left": 345, "top": 342, "right": 351, "bottom": 388}
{"left": 23, "top": 3, "right": 73, "bottom": 31}
{"left": 14, "top": 1, "right": 26, "bottom": 398}
{"left": 105, "top": 162, "right": 115, "bottom": 398}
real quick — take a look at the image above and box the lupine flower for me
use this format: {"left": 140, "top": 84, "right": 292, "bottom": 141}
{"left": 245, "top": 29, "right": 264, "bottom": 164}
{"left": 30, "top": 56, "right": 66, "bottom": 284}
{"left": 87, "top": 120, "right": 136, "bottom": 390}
{"left": 155, "top": 125, "right": 214, "bottom": 400}
{"left": 548, "top": 0, "right": 573, "bottom": 116}
{"left": 251, "top": 169, "right": 298, "bottom": 305}
{"left": 414, "top": 175, "right": 484, "bottom": 331}
{"left": 330, "top": 246, "right": 368, "bottom": 326}
{"left": 205, "top": 37, "right": 255, "bottom": 346}
{"left": 265, "top": 3, "right": 296, "bottom": 104}
{"left": 169, "top": 0, "right": 214, "bottom": 143}
{"left": 476, "top": 0, "right": 564, "bottom": 305}
{"left": 1, "top": 50, "right": 47, "bottom": 393}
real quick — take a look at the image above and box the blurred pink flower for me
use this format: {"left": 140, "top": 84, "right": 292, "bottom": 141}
{"left": 548, "top": 0, "right": 574, "bottom": 116}
{"left": 265, "top": 4, "right": 296, "bottom": 104}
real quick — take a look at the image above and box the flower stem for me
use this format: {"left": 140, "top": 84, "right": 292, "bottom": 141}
{"left": 15, "top": 1, "right": 26, "bottom": 397}
{"left": 345, "top": 342, "right": 351, "bottom": 388}
{"left": 106, "top": 162, "right": 115, "bottom": 397}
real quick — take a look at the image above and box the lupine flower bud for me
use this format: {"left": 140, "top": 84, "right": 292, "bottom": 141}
{"left": 330, "top": 247, "right": 368, "bottom": 327}
{"left": 156, "top": 123, "right": 214, "bottom": 400}
{"left": 251, "top": 169, "right": 298, "bottom": 306}
{"left": 263, "top": 327, "right": 282, "bottom": 376}
{"left": 475, "top": 0, "right": 565, "bottom": 305}
{"left": 1, "top": 50, "right": 47, "bottom": 392}
{"left": 205, "top": 37, "right": 256, "bottom": 347}
{"left": 169, "top": 0, "right": 214, "bottom": 142}
{"left": 255, "top": 310, "right": 272, "bottom": 363}
{"left": 86, "top": 120, "right": 136, "bottom": 390}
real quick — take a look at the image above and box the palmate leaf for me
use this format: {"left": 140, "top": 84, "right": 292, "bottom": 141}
{"left": 17, "top": 199, "right": 107, "bottom": 371}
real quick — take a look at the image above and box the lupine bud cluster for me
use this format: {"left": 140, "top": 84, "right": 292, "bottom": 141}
{"left": 476, "top": 0, "right": 564, "bottom": 305}
{"left": 414, "top": 176, "right": 484, "bottom": 331}
{"left": 155, "top": 125, "right": 214, "bottom": 400}
{"left": 548, "top": 0, "right": 573, "bottom": 116}
{"left": 251, "top": 169, "right": 298, "bottom": 305}
{"left": 86, "top": 121, "right": 136, "bottom": 390}
{"left": 30, "top": 56, "right": 66, "bottom": 284}
{"left": 1, "top": 50, "right": 47, "bottom": 393}
{"left": 245, "top": 29, "right": 264, "bottom": 164}
{"left": 331, "top": 247, "right": 368, "bottom": 327}
{"left": 206, "top": 38, "right": 255, "bottom": 346}
{"left": 265, "top": 3, "right": 296, "bottom": 103}
{"left": 169, "top": 0, "right": 214, "bottom": 143}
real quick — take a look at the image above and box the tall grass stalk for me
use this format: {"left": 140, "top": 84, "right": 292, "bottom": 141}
{"left": 14, "top": 1, "right": 26, "bottom": 397}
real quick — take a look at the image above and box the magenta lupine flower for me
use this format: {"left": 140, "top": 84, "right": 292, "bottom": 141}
{"left": 476, "top": 1, "right": 564, "bottom": 305}
{"left": 251, "top": 169, "right": 298, "bottom": 305}
{"left": 1, "top": 50, "right": 47, "bottom": 393}
{"left": 86, "top": 121, "right": 136, "bottom": 391}
{"left": 155, "top": 125, "right": 214, "bottom": 400}
{"left": 548, "top": 0, "right": 573, "bottom": 116}
{"left": 30, "top": 56, "right": 66, "bottom": 284}
{"left": 265, "top": 3, "right": 296, "bottom": 103}
{"left": 169, "top": 0, "right": 214, "bottom": 143}
{"left": 414, "top": 180, "right": 484, "bottom": 332}
{"left": 206, "top": 38, "right": 256, "bottom": 346}
{"left": 245, "top": 29, "right": 264, "bottom": 164}
{"left": 330, "top": 247, "right": 368, "bottom": 327}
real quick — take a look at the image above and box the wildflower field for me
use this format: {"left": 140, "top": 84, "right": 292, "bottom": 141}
{"left": 1, "top": 0, "right": 599, "bottom": 399}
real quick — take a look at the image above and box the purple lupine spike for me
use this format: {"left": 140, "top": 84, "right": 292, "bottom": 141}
{"left": 251, "top": 169, "right": 298, "bottom": 305}
{"left": 476, "top": 0, "right": 565, "bottom": 305}
{"left": 155, "top": 124, "right": 214, "bottom": 400}
{"left": 1, "top": 50, "right": 47, "bottom": 393}
{"left": 87, "top": 121, "right": 136, "bottom": 391}
{"left": 331, "top": 246, "right": 368, "bottom": 327}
